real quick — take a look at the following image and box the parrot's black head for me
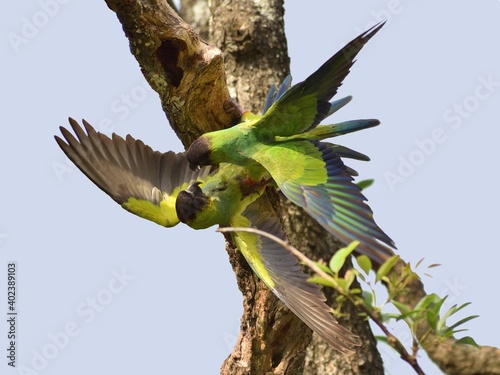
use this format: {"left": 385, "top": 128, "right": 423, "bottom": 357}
{"left": 186, "top": 137, "right": 212, "bottom": 171}
{"left": 176, "top": 182, "right": 210, "bottom": 224}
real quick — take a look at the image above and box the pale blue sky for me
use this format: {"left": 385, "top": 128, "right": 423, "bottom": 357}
{"left": 2, "top": 1, "right": 499, "bottom": 374}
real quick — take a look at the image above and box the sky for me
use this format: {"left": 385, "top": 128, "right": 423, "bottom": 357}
{"left": 1, "top": 1, "right": 499, "bottom": 374}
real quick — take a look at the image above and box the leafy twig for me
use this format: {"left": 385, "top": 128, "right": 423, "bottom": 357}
{"left": 217, "top": 226, "right": 426, "bottom": 375}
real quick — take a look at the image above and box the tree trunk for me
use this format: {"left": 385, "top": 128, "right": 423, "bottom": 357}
{"left": 184, "top": 1, "right": 384, "bottom": 372}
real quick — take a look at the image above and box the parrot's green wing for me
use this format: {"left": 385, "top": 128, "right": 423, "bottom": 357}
{"left": 230, "top": 204, "right": 360, "bottom": 353}
{"left": 252, "top": 140, "right": 395, "bottom": 264}
{"left": 55, "top": 118, "right": 210, "bottom": 227}
{"left": 262, "top": 75, "right": 353, "bottom": 120}
{"left": 253, "top": 22, "right": 384, "bottom": 137}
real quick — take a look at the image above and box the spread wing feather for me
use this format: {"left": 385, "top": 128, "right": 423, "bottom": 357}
{"left": 233, "top": 204, "right": 360, "bottom": 352}
{"left": 255, "top": 22, "right": 385, "bottom": 137}
{"left": 55, "top": 118, "right": 210, "bottom": 227}
{"left": 253, "top": 141, "right": 395, "bottom": 264}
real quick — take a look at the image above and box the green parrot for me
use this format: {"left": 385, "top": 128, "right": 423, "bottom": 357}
{"left": 55, "top": 118, "right": 360, "bottom": 352}
{"left": 186, "top": 22, "right": 395, "bottom": 264}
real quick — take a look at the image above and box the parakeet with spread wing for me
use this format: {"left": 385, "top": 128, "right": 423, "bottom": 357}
{"left": 186, "top": 22, "right": 395, "bottom": 264}
{"left": 55, "top": 118, "right": 360, "bottom": 352}
{"left": 55, "top": 21, "right": 394, "bottom": 351}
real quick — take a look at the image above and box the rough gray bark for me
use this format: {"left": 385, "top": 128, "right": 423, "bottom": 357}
{"left": 103, "top": 0, "right": 500, "bottom": 374}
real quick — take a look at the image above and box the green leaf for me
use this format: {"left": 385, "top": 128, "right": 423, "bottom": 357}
{"left": 455, "top": 336, "right": 480, "bottom": 347}
{"left": 335, "top": 278, "right": 347, "bottom": 291}
{"left": 446, "top": 329, "right": 468, "bottom": 336}
{"left": 356, "top": 255, "right": 372, "bottom": 275}
{"left": 431, "top": 296, "right": 458, "bottom": 333}
{"left": 447, "top": 315, "right": 479, "bottom": 332}
{"left": 375, "top": 255, "right": 400, "bottom": 282}
{"left": 437, "top": 303, "right": 460, "bottom": 333}
{"left": 429, "top": 295, "right": 448, "bottom": 315}
{"left": 414, "top": 293, "right": 440, "bottom": 313}
{"left": 392, "top": 300, "right": 412, "bottom": 316}
{"left": 381, "top": 312, "right": 402, "bottom": 322}
{"left": 344, "top": 269, "right": 356, "bottom": 289}
{"left": 426, "top": 310, "right": 439, "bottom": 331}
{"left": 396, "top": 310, "right": 420, "bottom": 322}
{"left": 315, "top": 261, "right": 334, "bottom": 276}
{"left": 329, "top": 241, "right": 359, "bottom": 274}
{"left": 349, "top": 287, "right": 362, "bottom": 296}
{"left": 362, "top": 290, "right": 374, "bottom": 307}
{"left": 308, "top": 276, "right": 336, "bottom": 288}
{"left": 425, "top": 296, "right": 447, "bottom": 331}
{"left": 357, "top": 179, "right": 374, "bottom": 190}
{"left": 451, "top": 302, "right": 472, "bottom": 316}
